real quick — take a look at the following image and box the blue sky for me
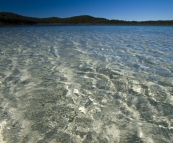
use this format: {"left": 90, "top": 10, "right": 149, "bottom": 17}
{"left": 0, "top": 0, "right": 172, "bottom": 21}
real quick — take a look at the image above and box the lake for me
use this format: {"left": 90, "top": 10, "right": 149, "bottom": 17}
{"left": 0, "top": 25, "right": 173, "bottom": 143}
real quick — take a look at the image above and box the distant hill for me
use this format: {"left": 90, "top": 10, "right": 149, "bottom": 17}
{"left": 0, "top": 12, "right": 173, "bottom": 26}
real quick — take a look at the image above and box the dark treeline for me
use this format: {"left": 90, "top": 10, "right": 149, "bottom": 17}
{"left": 1, "top": 12, "right": 173, "bottom": 26}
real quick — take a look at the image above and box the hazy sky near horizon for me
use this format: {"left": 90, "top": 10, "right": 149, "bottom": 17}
{"left": 0, "top": 0, "right": 172, "bottom": 21}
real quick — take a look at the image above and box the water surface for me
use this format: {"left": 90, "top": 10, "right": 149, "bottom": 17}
{"left": 0, "top": 25, "right": 173, "bottom": 143}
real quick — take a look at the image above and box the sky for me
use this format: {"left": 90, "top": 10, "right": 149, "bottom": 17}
{"left": 0, "top": 0, "right": 173, "bottom": 21}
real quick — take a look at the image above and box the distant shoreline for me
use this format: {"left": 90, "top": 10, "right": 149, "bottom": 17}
{"left": 1, "top": 12, "right": 173, "bottom": 26}
{"left": 0, "top": 23, "right": 173, "bottom": 27}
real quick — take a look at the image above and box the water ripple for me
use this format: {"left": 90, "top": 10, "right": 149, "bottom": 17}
{"left": 0, "top": 26, "right": 173, "bottom": 143}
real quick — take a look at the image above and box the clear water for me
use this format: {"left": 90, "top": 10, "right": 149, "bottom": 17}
{"left": 0, "top": 25, "right": 173, "bottom": 143}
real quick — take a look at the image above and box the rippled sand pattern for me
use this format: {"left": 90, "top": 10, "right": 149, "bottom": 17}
{"left": 0, "top": 26, "right": 173, "bottom": 143}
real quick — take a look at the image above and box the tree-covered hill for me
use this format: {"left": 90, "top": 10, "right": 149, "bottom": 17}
{"left": 0, "top": 12, "right": 173, "bottom": 26}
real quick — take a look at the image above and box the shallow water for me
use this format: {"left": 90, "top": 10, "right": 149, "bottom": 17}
{"left": 0, "top": 25, "right": 173, "bottom": 143}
